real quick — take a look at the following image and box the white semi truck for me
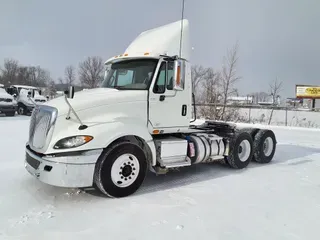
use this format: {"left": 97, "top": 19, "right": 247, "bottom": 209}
{"left": 6, "top": 85, "right": 47, "bottom": 115}
{"left": 24, "top": 19, "right": 277, "bottom": 198}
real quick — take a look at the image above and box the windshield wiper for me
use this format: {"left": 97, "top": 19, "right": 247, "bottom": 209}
{"left": 114, "top": 86, "right": 126, "bottom": 89}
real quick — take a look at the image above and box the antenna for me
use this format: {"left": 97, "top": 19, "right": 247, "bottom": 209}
{"left": 179, "top": 0, "right": 185, "bottom": 58}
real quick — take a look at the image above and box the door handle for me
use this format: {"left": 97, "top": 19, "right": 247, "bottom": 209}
{"left": 159, "top": 95, "right": 165, "bottom": 101}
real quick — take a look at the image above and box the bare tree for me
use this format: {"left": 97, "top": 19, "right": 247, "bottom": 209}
{"left": 58, "top": 77, "right": 64, "bottom": 85}
{"left": 200, "top": 69, "right": 221, "bottom": 103}
{"left": 78, "top": 56, "right": 104, "bottom": 88}
{"left": 16, "top": 66, "right": 30, "bottom": 85}
{"left": 47, "top": 80, "right": 57, "bottom": 99}
{"left": 0, "top": 58, "right": 19, "bottom": 85}
{"left": 191, "top": 65, "right": 210, "bottom": 99}
{"left": 219, "top": 43, "right": 241, "bottom": 120}
{"left": 198, "top": 68, "right": 222, "bottom": 119}
{"left": 14, "top": 65, "right": 50, "bottom": 87}
{"left": 250, "top": 91, "right": 269, "bottom": 104}
{"left": 269, "top": 77, "right": 283, "bottom": 104}
{"left": 60, "top": 65, "right": 76, "bottom": 87}
{"left": 267, "top": 77, "right": 283, "bottom": 125}
{"left": 27, "top": 66, "right": 50, "bottom": 87}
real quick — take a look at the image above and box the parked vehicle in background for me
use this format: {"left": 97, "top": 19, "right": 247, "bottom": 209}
{"left": 0, "top": 84, "right": 17, "bottom": 117}
{"left": 6, "top": 85, "right": 47, "bottom": 115}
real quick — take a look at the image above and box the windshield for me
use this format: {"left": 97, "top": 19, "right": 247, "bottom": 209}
{"left": 18, "top": 88, "right": 40, "bottom": 95}
{"left": 100, "top": 59, "right": 158, "bottom": 90}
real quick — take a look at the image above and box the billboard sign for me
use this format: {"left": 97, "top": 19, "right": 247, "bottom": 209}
{"left": 296, "top": 85, "right": 320, "bottom": 99}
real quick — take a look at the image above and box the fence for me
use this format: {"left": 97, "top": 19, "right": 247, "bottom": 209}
{"left": 193, "top": 103, "right": 320, "bottom": 129}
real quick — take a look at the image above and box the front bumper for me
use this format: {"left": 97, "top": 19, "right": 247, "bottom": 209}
{"left": 0, "top": 104, "right": 17, "bottom": 114}
{"left": 24, "top": 145, "right": 103, "bottom": 188}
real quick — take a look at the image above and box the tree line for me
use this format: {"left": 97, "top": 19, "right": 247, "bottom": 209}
{"left": 0, "top": 56, "right": 106, "bottom": 97}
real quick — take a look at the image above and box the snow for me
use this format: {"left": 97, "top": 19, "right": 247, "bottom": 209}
{"left": 1, "top": 116, "right": 320, "bottom": 240}
{"left": 237, "top": 108, "right": 320, "bottom": 128}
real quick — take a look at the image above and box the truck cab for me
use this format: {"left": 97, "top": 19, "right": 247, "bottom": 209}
{"left": 0, "top": 84, "right": 17, "bottom": 116}
{"left": 24, "top": 19, "right": 277, "bottom": 198}
{"left": 6, "top": 85, "right": 47, "bottom": 115}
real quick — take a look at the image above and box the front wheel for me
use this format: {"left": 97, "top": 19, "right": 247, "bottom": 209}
{"left": 93, "top": 142, "right": 147, "bottom": 198}
{"left": 17, "top": 105, "right": 25, "bottom": 115}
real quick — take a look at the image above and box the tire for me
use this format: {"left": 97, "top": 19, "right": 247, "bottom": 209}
{"left": 5, "top": 112, "right": 15, "bottom": 117}
{"left": 17, "top": 105, "right": 25, "bottom": 115}
{"left": 252, "top": 129, "right": 276, "bottom": 164}
{"left": 226, "top": 131, "right": 253, "bottom": 169}
{"left": 238, "top": 127, "right": 259, "bottom": 139}
{"left": 93, "top": 141, "right": 147, "bottom": 198}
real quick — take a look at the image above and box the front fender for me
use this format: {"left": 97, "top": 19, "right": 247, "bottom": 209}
{"left": 47, "top": 120, "right": 156, "bottom": 166}
{"left": 95, "top": 121, "right": 156, "bottom": 166}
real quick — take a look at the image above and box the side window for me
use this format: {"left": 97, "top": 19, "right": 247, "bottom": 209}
{"left": 167, "top": 61, "right": 174, "bottom": 90}
{"left": 13, "top": 87, "right": 19, "bottom": 95}
{"left": 153, "top": 62, "right": 166, "bottom": 94}
{"left": 117, "top": 70, "right": 134, "bottom": 86}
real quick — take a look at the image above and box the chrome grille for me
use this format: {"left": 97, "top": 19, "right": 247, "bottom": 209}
{"left": 29, "top": 105, "right": 58, "bottom": 152}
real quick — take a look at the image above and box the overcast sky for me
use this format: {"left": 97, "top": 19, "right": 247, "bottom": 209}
{"left": 0, "top": 0, "right": 319, "bottom": 98}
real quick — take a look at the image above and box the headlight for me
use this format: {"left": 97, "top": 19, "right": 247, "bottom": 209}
{"left": 53, "top": 135, "right": 93, "bottom": 149}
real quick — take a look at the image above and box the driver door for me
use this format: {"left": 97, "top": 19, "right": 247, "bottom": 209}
{"left": 148, "top": 60, "right": 189, "bottom": 130}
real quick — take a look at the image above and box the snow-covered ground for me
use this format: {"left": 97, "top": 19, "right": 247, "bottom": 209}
{"left": 238, "top": 108, "right": 320, "bottom": 128}
{"left": 1, "top": 116, "right": 320, "bottom": 240}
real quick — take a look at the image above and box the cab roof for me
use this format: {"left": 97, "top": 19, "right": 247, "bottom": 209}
{"left": 11, "top": 85, "right": 39, "bottom": 89}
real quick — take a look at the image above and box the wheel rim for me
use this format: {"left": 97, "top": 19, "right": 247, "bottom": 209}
{"left": 238, "top": 139, "right": 251, "bottom": 162}
{"left": 111, "top": 153, "right": 140, "bottom": 188}
{"left": 263, "top": 137, "right": 273, "bottom": 157}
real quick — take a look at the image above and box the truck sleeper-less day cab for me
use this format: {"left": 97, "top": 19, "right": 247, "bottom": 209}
{"left": 24, "top": 20, "right": 277, "bottom": 198}
{"left": 7, "top": 85, "right": 47, "bottom": 115}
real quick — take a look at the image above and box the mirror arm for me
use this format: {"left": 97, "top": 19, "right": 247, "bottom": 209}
{"left": 27, "top": 95, "right": 37, "bottom": 106}
{"left": 64, "top": 94, "right": 83, "bottom": 125}
{"left": 64, "top": 87, "right": 88, "bottom": 130}
{"left": 66, "top": 107, "right": 71, "bottom": 120}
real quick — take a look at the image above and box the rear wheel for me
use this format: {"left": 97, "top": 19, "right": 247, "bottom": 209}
{"left": 226, "top": 131, "right": 253, "bottom": 169}
{"left": 253, "top": 129, "right": 276, "bottom": 163}
{"left": 238, "top": 127, "right": 259, "bottom": 139}
{"left": 93, "top": 142, "right": 147, "bottom": 198}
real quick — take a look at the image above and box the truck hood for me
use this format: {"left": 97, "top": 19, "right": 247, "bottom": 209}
{"left": 44, "top": 88, "right": 147, "bottom": 116}
{"left": 34, "top": 94, "right": 47, "bottom": 101}
{"left": 0, "top": 89, "right": 13, "bottom": 100}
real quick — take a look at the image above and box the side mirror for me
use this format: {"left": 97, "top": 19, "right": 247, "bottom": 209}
{"left": 46, "top": 95, "right": 49, "bottom": 101}
{"left": 6, "top": 87, "right": 13, "bottom": 95}
{"left": 13, "top": 94, "right": 17, "bottom": 99}
{"left": 173, "top": 60, "right": 185, "bottom": 91}
{"left": 39, "top": 90, "right": 42, "bottom": 95}
{"left": 64, "top": 86, "right": 75, "bottom": 99}
{"left": 28, "top": 90, "right": 35, "bottom": 98}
